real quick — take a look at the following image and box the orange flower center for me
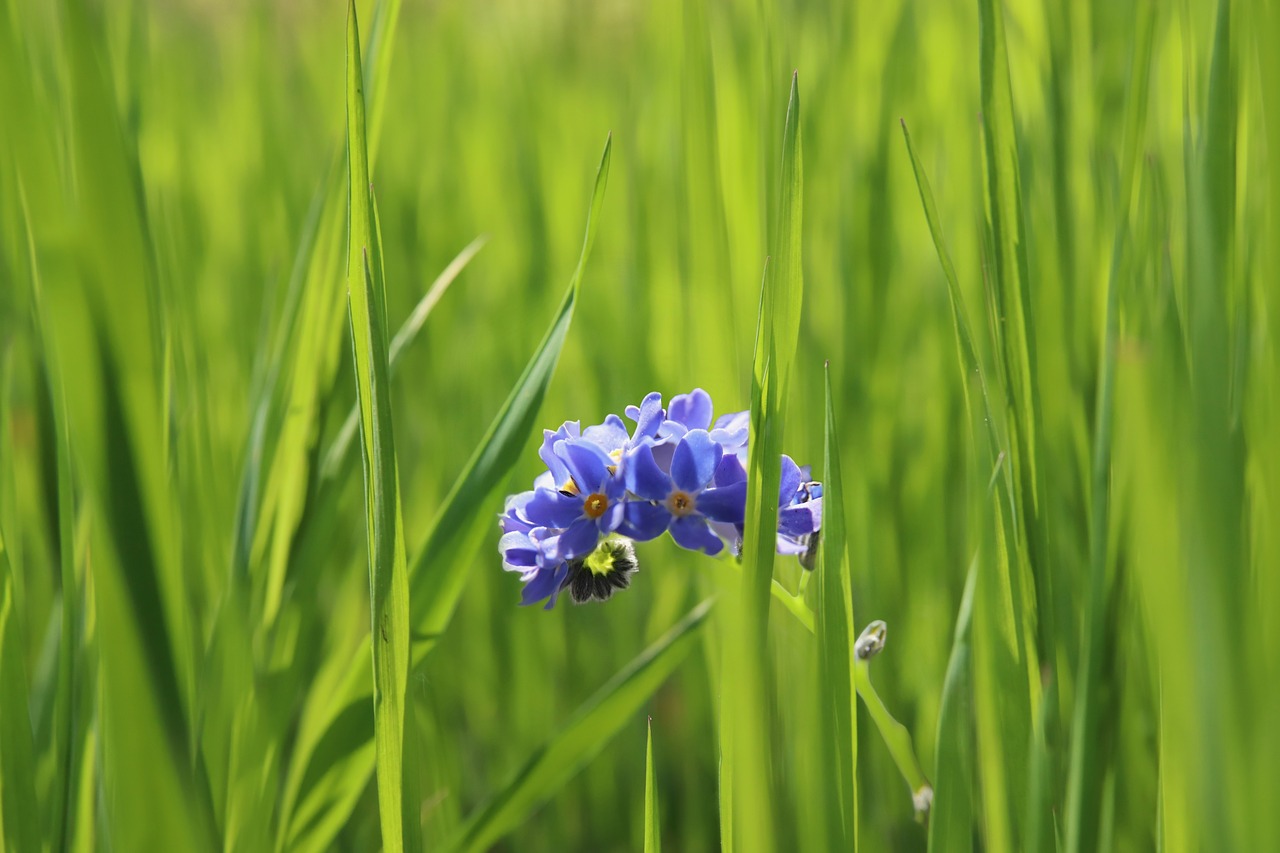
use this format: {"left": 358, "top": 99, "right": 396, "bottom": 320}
{"left": 583, "top": 493, "right": 609, "bottom": 519}
{"left": 666, "top": 491, "right": 695, "bottom": 517}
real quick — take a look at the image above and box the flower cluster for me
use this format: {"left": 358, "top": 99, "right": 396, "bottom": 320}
{"left": 499, "top": 389, "right": 823, "bottom": 608}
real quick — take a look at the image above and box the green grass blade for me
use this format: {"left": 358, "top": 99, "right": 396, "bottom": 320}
{"left": 731, "top": 71, "right": 803, "bottom": 852}
{"left": 817, "top": 363, "right": 857, "bottom": 851}
{"left": 408, "top": 134, "right": 611, "bottom": 661}
{"left": 928, "top": 559, "right": 977, "bottom": 853}
{"left": 0, "top": 526, "right": 40, "bottom": 853}
{"left": 276, "top": 139, "right": 608, "bottom": 852}
{"left": 448, "top": 599, "right": 713, "bottom": 853}
{"left": 345, "top": 3, "right": 415, "bottom": 849}
{"left": 321, "top": 234, "right": 488, "bottom": 482}
{"left": 645, "top": 718, "right": 661, "bottom": 853}
{"left": 1062, "top": 9, "right": 1154, "bottom": 846}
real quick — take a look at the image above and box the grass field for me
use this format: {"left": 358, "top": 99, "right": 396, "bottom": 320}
{"left": 2, "top": 0, "right": 1277, "bottom": 850}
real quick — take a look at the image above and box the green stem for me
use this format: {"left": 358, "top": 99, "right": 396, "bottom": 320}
{"left": 853, "top": 658, "right": 933, "bottom": 819}
{"left": 713, "top": 555, "right": 929, "bottom": 815}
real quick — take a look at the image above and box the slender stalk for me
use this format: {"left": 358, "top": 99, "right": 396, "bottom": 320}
{"left": 711, "top": 556, "right": 928, "bottom": 814}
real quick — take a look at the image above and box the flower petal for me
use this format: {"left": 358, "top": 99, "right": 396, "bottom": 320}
{"left": 778, "top": 454, "right": 803, "bottom": 504}
{"left": 669, "top": 515, "right": 724, "bottom": 556}
{"left": 696, "top": 481, "right": 748, "bottom": 524}
{"left": 671, "top": 429, "right": 722, "bottom": 493}
{"left": 628, "top": 391, "right": 665, "bottom": 443}
{"left": 623, "top": 444, "right": 671, "bottom": 501}
{"left": 519, "top": 561, "right": 571, "bottom": 607}
{"left": 778, "top": 502, "right": 820, "bottom": 537}
{"left": 538, "top": 422, "right": 581, "bottom": 487}
{"left": 556, "top": 438, "right": 615, "bottom": 491}
{"left": 713, "top": 453, "right": 747, "bottom": 487}
{"left": 550, "top": 518, "right": 602, "bottom": 562}
{"left": 525, "top": 488, "right": 584, "bottom": 529}
{"left": 583, "top": 414, "right": 630, "bottom": 454}
{"left": 668, "top": 389, "right": 713, "bottom": 431}
{"left": 619, "top": 501, "right": 670, "bottom": 541}
{"left": 597, "top": 500, "right": 625, "bottom": 533}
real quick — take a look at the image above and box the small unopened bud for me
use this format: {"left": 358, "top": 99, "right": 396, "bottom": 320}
{"left": 913, "top": 784, "right": 933, "bottom": 821}
{"left": 854, "top": 620, "right": 887, "bottom": 659}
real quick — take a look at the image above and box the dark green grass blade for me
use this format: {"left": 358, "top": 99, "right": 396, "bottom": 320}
{"left": 448, "top": 599, "right": 713, "bottom": 853}
{"left": 645, "top": 718, "right": 661, "bottom": 853}
{"left": 408, "top": 134, "right": 611, "bottom": 661}
{"left": 0, "top": 526, "right": 40, "bottom": 853}
{"left": 817, "top": 364, "right": 857, "bottom": 851}
{"left": 928, "top": 559, "right": 977, "bottom": 853}
{"left": 346, "top": 3, "right": 416, "bottom": 850}
{"left": 731, "top": 71, "right": 803, "bottom": 852}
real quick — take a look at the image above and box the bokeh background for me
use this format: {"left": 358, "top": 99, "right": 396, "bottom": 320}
{"left": 2, "top": 0, "right": 1277, "bottom": 850}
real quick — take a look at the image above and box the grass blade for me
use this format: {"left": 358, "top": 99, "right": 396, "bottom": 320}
{"left": 645, "top": 718, "right": 661, "bottom": 853}
{"left": 928, "top": 560, "right": 977, "bottom": 853}
{"left": 408, "top": 134, "right": 612, "bottom": 661}
{"left": 447, "top": 599, "right": 712, "bottom": 853}
{"left": 817, "top": 363, "right": 858, "bottom": 851}
{"left": 730, "top": 70, "right": 804, "bottom": 852}
{"left": 321, "top": 234, "right": 488, "bottom": 482}
{"left": 0, "top": 526, "right": 39, "bottom": 853}
{"left": 345, "top": 3, "right": 416, "bottom": 850}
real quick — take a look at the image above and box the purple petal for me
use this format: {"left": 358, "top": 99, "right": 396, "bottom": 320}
{"left": 669, "top": 515, "right": 724, "bottom": 556}
{"left": 550, "top": 518, "right": 602, "bottom": 561}
{"left": 671, "top": 429, "right": 722, "bottom": 493}
{"left": 619, "top": 500, "right": 670, "bottom": 541}
{"left": 668, "top": 389, "right": 713, "bottom": 431}
{"left": 499, "top": 531, "right": 539, "bottom": 568}
{"left": 583, "top": 414, "right": 630, "bottom": 454}
{"left": 519, "top": 561, "right": 570, "bottom": 607}
{"left": 525, "top": 489, "right": 584, "bottom": 528}
{"left": 623, "top": 444, "right": 672, "bottom": 501}
{"left": 556, "top": 438, "right": 615, "bottom": 491}
{"left": 628, "top": 392, "right": 666, "bottom": 443}
{"left": 778, "top": 454, "right": 803, "bottom": 505}
{"left": 714, "top": 454, "right": 747, "bottom": 487}
{"left": 538, "top": 422, "right": 580, "bottom": 487}
{"left": 696, "top": 481, "right": 748, "bottom": 524}
{"left": 778, "top": 503, "right": 819, "bottom": 537}
{"left": 597, "top": 500, "right": 625, "bottom": 533}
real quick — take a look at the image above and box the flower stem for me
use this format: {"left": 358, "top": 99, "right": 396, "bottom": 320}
{"left": 717, "top": 554, "right": 930, "bottom": 817}
{"left": 853, "top": 656, "right": 933, "bottom": 820}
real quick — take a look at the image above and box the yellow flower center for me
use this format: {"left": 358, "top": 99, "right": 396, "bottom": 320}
{"left": 666, "top": 491, "right": 696, "bottom": 517}
{"left": 583, "top": 493, "right": 609, "bottom": 519}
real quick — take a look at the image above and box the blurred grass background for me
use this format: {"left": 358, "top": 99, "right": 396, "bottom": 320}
{"left": 1, "top": 0, "right": 1277, "bottom": 850}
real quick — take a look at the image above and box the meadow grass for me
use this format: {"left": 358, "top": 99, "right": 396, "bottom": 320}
{"left": 1, "top": 0, "right": 1277, "bottom": 850}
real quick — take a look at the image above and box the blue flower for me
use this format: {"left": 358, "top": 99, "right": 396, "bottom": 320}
{"left": 525, "top": 438, "right": 627, "bottom": 562}
{"left": 499, "top": 491, "right": 573, "bottom": 609}
{"left": 621, "top": 428, "right": 748, "bottom": 555}
{"left": 776, "top": 455, "right": 823, "bottom": 560}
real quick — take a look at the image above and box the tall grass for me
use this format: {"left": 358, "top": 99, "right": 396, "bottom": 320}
{"left": 1, "top": 0, "right": 1276, "bottom": 850}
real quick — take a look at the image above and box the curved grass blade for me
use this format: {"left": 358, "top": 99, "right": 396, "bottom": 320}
{"left": 408, "top": 133, "right": 612, "bottom": 663}
{"left": 321, "top": 234, "right": 488, "bottom": 481}
{"left": 345, "top": 3, "right": 416, "bottom": 849}
{"left": 447, "top": 599, "right": 712, "bottom": 853}
{"left": 645, "top": 718, "right": 661, "bottom": 853}
{"left": 816, "top": 364, "right": 858, "bottom": 851}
